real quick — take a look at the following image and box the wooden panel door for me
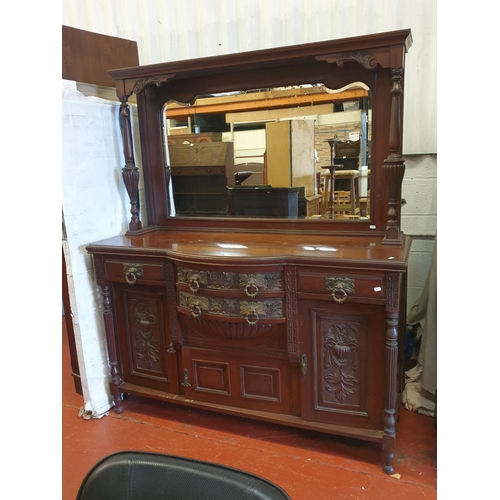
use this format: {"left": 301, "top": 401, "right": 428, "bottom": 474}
{"left": 114, "top": 283, "right": 172, "bottom": 393}
{"left": 181, "top": 347, "right": 292, "bottom": 414}
{"left": 298, "top": 299, "right": 386, "bottom": 430}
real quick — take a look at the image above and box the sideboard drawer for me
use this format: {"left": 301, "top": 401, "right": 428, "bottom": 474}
{"left": 177, "top": 290, "right": 285, "bottom": 322}
{"left": 104, "top": 260, "right": 165, "bottom": 285}
{"left": 297, "top": 271, "right": 385, "bottom": 303}
{"left": 176, "top": 266, "right": 284, "bottom": 297}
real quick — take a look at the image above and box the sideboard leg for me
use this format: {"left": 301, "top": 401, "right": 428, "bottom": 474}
{"left": 383, "top": 308, "right": 399, "bottom": 475}
{"left": 101, "top": 283, "right": 124, "bottom": 413}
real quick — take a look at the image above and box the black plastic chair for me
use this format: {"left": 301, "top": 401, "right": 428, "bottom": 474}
{"left": 76, "top": 451, "right": 292, "bottom": 499}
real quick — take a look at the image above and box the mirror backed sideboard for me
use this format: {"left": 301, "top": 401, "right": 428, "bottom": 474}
{"left": 86, "top": 29, "right": 412, "bottom": 474}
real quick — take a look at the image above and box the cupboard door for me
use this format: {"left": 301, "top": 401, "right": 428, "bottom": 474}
{"left": 181, "top": 347, "right": 291, "bottom": 414}
{"left": 114, "top": 283, "right": 171, "bottom": 392}
{"left": 298, "top": 300, "right": 386, "bottom": 430}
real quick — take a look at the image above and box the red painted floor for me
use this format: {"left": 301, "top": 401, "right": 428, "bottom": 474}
{"left": 62, "top": 316, "right": 437, "bottom": 499}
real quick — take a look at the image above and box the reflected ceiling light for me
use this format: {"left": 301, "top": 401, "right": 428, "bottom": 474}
{"left": 302, "top": 246, "right": 337, "bottom": 252}
{"left": 217, "top": 243, "right": 247, "bottom": 249}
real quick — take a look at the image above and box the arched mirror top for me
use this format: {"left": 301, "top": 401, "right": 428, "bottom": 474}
{"left": 110, "top": 29, "right": 411, "bottom": 241}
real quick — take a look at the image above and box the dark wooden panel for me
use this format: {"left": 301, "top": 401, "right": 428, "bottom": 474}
{"left": 114, "top": 284, "right": 171, "bottom": 392}
{"left": 182, "top": 347, "right": 291, "bottom": 414}
{"left": 299, "top": 301, "right": 386, "bottom": 429}
{"left": 62, "top": 25, "right": 139, "bottom": 87}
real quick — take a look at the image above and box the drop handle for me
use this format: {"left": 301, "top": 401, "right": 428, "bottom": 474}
{"left": 123, "top": 263, "right": 144, "bottom": 285}
{"left": 325, "top": 277, "right": 355, "bottom": 304}
{"left": 245, "top": 307, "right": 259, "bottom": 326}
{"left": 188, "top": 275, "right": 200, "bottom": 293}
{"left": 244, "top": 279, "right": 259, "bottom": 298}
{"left": 191, "top": 302, "right": 202, "bottom": 318}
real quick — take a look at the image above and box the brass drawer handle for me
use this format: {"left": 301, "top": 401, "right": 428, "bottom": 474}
{"left": 332, "top": 286, "right": 348, "bottom": 303}
{"left": 244, "top": 279, "right": 259, "bottom": 298}
{"left": 188, "top": 275, "right": 200, "bottom": 293}
{"left": 191, "top": 302, "right": 202, "bottom": 318}
{"left": 326, "top": 277, "right": 355, "bottom": 304}
{"left": 245, "top": 307, "right": 259, "bottom": 326}
{"left": 123, "top": 264, "right": 144, "bottom": 285}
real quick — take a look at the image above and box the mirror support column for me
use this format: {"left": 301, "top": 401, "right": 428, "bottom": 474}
{"left": 383, "top": 68, "right": 405, "bottom": 245}
{"left": 119, "top": 94, "right": 142, "bottom": 233}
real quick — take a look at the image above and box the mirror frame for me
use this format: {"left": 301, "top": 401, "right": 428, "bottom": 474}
{"left": 110, "top": 29, "right": 412, "bottom": 243}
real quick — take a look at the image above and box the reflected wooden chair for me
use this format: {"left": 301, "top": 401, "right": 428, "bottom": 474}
{"left": 321, "top": 170, "right": 360, "bottom": 218}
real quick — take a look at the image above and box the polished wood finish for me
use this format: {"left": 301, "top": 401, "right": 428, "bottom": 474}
{"left": 87, "top": 30, "right": 412, "bottom": 474}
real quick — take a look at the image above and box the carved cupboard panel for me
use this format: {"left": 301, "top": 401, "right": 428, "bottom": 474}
{"left": 114, "top": 283, "right": 173, "bottom": 393}
{"left": 298, "top": 300, "right": 386, "bottom": 430}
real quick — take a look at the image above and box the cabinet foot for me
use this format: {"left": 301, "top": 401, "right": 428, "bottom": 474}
{"left": 383, "top": 455, "right": 394, "bottom": 475}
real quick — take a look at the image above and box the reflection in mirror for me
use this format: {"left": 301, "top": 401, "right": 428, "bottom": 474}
{"left": 163, "top": 83, "right": 371, "bottom": 221}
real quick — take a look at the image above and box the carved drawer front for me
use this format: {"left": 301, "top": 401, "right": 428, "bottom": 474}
{"left": 181, "top": 347, "right": 291, "bottom": 414}
{"left": 177, "top": 290, "right": 285, "bottom": 325}
{"left": 176, "top": 267, "right": 284, "bottom": 297}
{"left": 104, "top": 260, "right": 165, "bottom": 285}
{"left": 297, "top": 270, "right": 385, "bottom": 303}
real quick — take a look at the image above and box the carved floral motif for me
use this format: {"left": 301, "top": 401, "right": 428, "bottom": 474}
{"left": 323, "top": 322, "right": 359, "bottom": 402}
{"left": 133, "top": 302, "right": 160, "bottom": 370}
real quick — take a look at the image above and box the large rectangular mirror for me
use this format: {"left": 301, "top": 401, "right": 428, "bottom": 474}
{"left": 163, "top": 83, "right": 371, "bottom": 222}
{"left": 109, "top": 30, "right": 411, "bottom": 237}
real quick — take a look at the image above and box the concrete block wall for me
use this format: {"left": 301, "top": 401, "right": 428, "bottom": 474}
{"left": 401, "top": 153, "right": 437, "bottom": 310}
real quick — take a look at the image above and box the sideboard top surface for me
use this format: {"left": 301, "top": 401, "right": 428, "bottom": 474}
{"left": 87, "top": 230, "right": 410, "bottom": 270}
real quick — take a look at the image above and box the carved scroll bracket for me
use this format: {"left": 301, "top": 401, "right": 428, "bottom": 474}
{"left": 316, "top": 50, "right": 378, "bottom": 70}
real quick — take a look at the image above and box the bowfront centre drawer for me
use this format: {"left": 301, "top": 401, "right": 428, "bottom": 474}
{"left": 176, "top": 266, "right": 285, "bottom": 325}
{"left": 104, "top": 260, "right": 166, "bottom": 285}
{"left": 297, "top": 269, "right": 386, "bottom": 304}
{"left": 176, "top": 267, "right": 284, "bottom": 297}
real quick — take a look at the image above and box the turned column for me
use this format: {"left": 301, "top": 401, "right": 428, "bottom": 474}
{"left": 94, "top": 255, "right": 124, "bottom": 413}
{"left": 100, "top": 282, "right": 124, "bottom": 413}
{"left": 382, "top": 273, "right": 401, "bottom": 474}
{"left": 383, "top": 69, "right": 406, "bottom": 245}
{"left": 119, "top": 95, "right": 142, "bottom": 232}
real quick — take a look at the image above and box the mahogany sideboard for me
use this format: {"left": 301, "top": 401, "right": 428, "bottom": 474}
{"left": 86, "top": 29, "right": 412, "bottom": 474}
